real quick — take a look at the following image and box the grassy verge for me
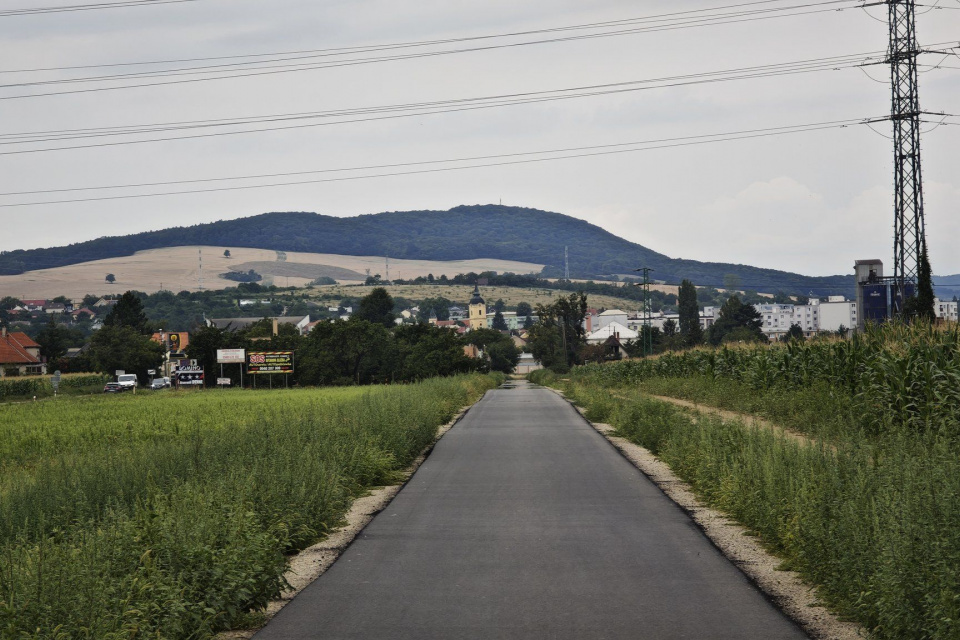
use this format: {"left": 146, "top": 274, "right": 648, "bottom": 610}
{"left": 0, "top": 374, "right": 501, "bottom": 639}
{"left": 532, "top": 368, "right": 960, "bottom": 639}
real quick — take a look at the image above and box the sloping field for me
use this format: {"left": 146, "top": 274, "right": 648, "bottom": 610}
{"left": 0, "top": 246, "right": 543, "bottom": 299}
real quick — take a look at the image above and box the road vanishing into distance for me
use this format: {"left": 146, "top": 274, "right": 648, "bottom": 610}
{"left": 255, "top": 381, "right": 807, "bottom": 639}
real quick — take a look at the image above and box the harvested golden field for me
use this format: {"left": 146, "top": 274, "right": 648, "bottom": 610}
{"left": 0, "top": 246, "right": 543, "bottom": 299}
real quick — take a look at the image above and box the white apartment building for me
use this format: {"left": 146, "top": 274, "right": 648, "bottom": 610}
{"left": 935, "top": 298, "right": 958, "bottom": 322}
{"left": 755, "top": 302, "right": 819, "bottom": 339}
{"left": 596, "top": 309, "right": 629, "bottom": 330}
{"left": 819, "top": 296, "right": 858, "bottom": 333}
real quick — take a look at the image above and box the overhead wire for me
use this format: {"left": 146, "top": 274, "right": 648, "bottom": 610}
{"left": 0, "top": 52, "right": 886, "bottom": 155}
{"left": 0, "top": 1, "right": 866, "bottom": 100}
{"left": 0, "top": 0, "right": 858, "bottom": 74}
{"left": 0, "top": 118, "right": 867, "bottom": 208}
{"left": 0, "top": 0, "right": 198, "bottom": 17}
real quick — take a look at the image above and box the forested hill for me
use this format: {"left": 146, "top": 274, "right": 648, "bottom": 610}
{"left": 0, "top": 205, "right": 853, "bottom": 295}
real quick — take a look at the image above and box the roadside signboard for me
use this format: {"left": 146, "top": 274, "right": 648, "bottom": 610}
{"left": 247, "top": 351, "right": 294, "bottom": 374}
{"left": 217, "top": 377, "right": 232, "bottom": 386}
{"left": 217, "top": 348, "right": 246, "bottom": 364}
{"left": 50, "top": 370, "right": 61, "bottom": 393}
{"left": 175, "top": 370, "right": 204, "bottom": 386}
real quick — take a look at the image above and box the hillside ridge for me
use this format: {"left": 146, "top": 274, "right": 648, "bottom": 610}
{"left": 0, "top": 205, "right": 853, "bottom": 295}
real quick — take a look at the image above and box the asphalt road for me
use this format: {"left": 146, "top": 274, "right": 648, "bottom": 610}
{"left": 255, "top": 381, "right": 807, "bottom": 639}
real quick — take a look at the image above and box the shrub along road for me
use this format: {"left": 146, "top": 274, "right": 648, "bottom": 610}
{"left": 255, "top": 381, "right": 805, "bottom": 639}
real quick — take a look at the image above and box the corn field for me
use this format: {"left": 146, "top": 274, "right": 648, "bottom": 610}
{"left": 531, "top": 322, "right": 960, "bottom": 639}
{"left": 0, "top": 373, "right": 107, "bottom": 401}
{"left": 0, "top": 374, "right": 499, "bottom": 639}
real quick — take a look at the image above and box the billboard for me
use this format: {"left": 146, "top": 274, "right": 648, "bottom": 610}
{"left": 217, "top": 348, "right": 246, "bottom": 364}
{"left": 175, "top": 369, "right": 204, "bottom": 386}
{"left": 247, "top": 351, "right": 295, "bottom": 374}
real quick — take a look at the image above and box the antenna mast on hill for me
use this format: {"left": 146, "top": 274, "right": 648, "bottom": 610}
{"left": 198, "top": 249, "right": 203, "bottom": 291}
{"left": 385, "top": 255, "right": 390, "bottom": 282}
{"left": 564, "top": 246, "right": 570, "bottom": 280}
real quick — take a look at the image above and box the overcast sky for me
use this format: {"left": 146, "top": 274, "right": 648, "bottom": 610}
{"left": 0, "top": 0, "right": 957, "bottom": 276}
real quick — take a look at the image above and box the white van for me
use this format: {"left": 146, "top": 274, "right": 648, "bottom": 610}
{"left": 117, "top": 374, "right": 139, "bottom": 390}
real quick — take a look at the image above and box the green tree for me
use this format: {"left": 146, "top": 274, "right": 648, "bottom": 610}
{"left": 527, "top": 323, "right": 566, "bottom": 372}
{"left": 903, "top": 244, "right": 935, "bottom": 321}
{"left": 35, "top": 318, "right": 71, "bottom": 361}
{"left": 707, "top": 296, "right": 765, "bottom": 345}
{"left": 391, "top": 324, "right": 478, "bottom": 380}
{"left": 463, "top": 327, "right": 519, "bottom": 373}
{"left": 88, "top": 325, "right": 164, "bottom": 383}
{"left": 355, "top": 287, "right": 395, "bottom": 328}
{"left": 492, "top": 310, "right": 508, "bottom": 331}
{"left": 417, "top": 296, "right": 452, "bottom": 322}
{"left": 493, "top": 298, "right": 506, "bottom": 313}
{"left": 662, "top": 318, "right": 677, "bottom": 337}
{"left": 486, "top": 339, "right": 520, "bottom": 373}
{"left": 105, "top": 273, "right": 116, "bottom": 284}
{"left": 223, "top": 249, "right": 231, "bottom": 258}
{"left": 103, "top": 291, "right": 150, "bottom": 333}
{"left": 299, "top": 319, "right": 391, "bottom": 385}
{"left": 81, "top": 294, "right": 99, "bottom": 308}
{"left": 516, "top": 302, "right": 532, "bottom": 317}
{"left": 529, "top": 291, "right": 588, "bottom": 371}
{"left": 783, "top": 323, "right": 805, "bottom": 342}
{"left": 0, "top": 296, "right": 22, "bottom": 310}
{"left": 678, "top": 280, "right": 703, "bottom": 346}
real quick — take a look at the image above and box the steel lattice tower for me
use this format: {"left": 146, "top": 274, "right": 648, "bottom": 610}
{"left": 886, "top": 0, "right": 926, "bottom": 311}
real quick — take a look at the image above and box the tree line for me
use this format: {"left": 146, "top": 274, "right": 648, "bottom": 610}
{"left": 52, "top": 288, "right": 520, "bottom": 386}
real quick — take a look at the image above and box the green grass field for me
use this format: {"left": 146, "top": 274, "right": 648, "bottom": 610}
{"left": 0, "top": 374, "right": 500, "bottom": 639}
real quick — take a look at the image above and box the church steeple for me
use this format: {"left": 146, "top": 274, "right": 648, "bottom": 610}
{"left": 468, "top": 283, "right": 486, "bottom": 330}
{"left": 469, "top": 283, "right": 485, "bottom": 306}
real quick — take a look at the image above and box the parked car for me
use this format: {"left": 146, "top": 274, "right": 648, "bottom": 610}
{"left": 150, "top": 377, "right": 171, "bottom": 390}
{"left": 116, "top": 373, "right": 139, "bottom": 390}
{"left": 103, "top": 382, "right": 126, "bottom": 393}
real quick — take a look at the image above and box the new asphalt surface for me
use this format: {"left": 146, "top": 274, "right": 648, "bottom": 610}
{"left": 255, "top": 381, "right": 807, "bottom": 639}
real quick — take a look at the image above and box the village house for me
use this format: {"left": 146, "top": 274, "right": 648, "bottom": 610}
{"left": 0, "top": 328, "right": 45, "bottom": 377}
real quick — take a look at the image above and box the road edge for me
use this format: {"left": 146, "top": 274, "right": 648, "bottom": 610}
{"left": 546, "top": 386, "right": 863, "bottom": 640}
{"left": 216, "top": 391, "right": 490, "bottom": 639}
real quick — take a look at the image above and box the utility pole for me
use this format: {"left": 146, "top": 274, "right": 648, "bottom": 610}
{"left": 198, "top": 249, "right": 203, "bottom": 291}
{"left": 385, "top": 255, "right": 390, "bottom": 283}
{"left": 887, "top": 0, "right": 925, "bottom": 314}
{"left": 632, "top": 267, "right": 654, "bottom": 357}
{"left": 861, "top": 0, "right": 941, "bottom": 314}
{"left": 564, "top": 246, "right": 570, "bottom": 281}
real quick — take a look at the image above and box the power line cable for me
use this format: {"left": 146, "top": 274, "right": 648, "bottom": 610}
{"left": 0, "top": 2, "right": 865, "bottom": 99}
{"left": 0, "top": 0, "right": 856, "bottom": 74}
{"left": 0, "top": 118, "right": 866, "bottom": 208}
{"left": 0, "top": 0, "right": 197, "bottom": 16}
{"left": 0, "top": 53, "right": 885, "bottom": 155}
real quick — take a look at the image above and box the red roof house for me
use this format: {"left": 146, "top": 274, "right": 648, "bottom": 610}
{"left": 0, "top": 329, "right": 45, "bottom": 376}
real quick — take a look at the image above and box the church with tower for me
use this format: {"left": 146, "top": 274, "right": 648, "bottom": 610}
{"left": 468, "top": 284, "right": 486, "bottom": 330}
